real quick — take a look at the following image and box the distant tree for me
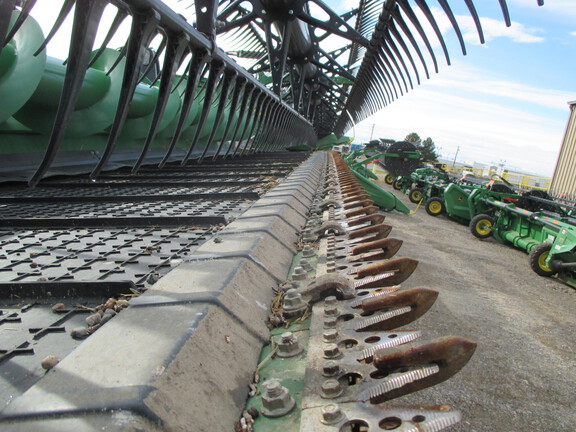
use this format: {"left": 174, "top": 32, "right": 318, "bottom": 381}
{"left": 404, "top": 132, "right": 421, "bottom": 144}
{"left": 420, "top": 137, "right": 440, "bottom": 161}
{"left": 404, "top": 132, "right": 439, "bottom": 161}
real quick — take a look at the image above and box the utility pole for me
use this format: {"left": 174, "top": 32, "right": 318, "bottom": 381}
{"left": 452, "top": 146, "right": 460, "bottom": 169}
{"left": 369, "top": 124, "right": 375, "bottom": 142}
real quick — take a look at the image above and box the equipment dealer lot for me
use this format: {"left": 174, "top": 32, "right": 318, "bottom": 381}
{"left": 379, "top": 182, "right": 575, "bottom": 432}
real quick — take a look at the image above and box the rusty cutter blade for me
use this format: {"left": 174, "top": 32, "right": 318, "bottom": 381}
{"left": 359, "top": 330, "right": 422, "bottom": 363}
{"left": 348, "top": 238, "right": 403, "bottom": 262}
{"left": 352, "top": 288, "right": 437, "bottom": 331}
{"left": 347, "top": 223, "right": 392, "bottom": 242}
{"left": 346, "top": 213, "right": 387, "bottom": 228}
{"left": 364, "top": 336, "right": 477, "bottom": 403}
{"left": 354, "top": 257, "right": 418, "bottom": 288}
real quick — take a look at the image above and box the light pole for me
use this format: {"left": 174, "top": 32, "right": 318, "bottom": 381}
{"left": 452, "top": 146, "right": 460, "bottom": 169}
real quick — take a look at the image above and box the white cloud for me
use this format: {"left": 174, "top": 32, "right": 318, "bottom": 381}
{"left": 571, "top": 31, "right": 576, "bottom": 37}
{"left": 349, "top": 64, "right": 573, "bottom": 176}
{"left": 423, "top": 7, "right": 545, "bottom": 46}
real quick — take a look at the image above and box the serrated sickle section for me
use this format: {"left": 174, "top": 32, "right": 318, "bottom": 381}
{"left": 350, "top": 286, "right": 400, "bottom": 308}
{"left": 352, "top": 288, "right": 437, "bottom": 331}
{"left": 346, "top": 205, "right": 380, "bottom": 218}
{"left": 351, "top": 237, "right": 403, "bottom": 260}
{"left": 368, "top": 336, "right": 477, "bottom": 403}
{"left": 347, "top": 213, "right": 386, "bottom": 228}
{"left": 344, "top": 199, "right": 374, "bottom": 210}
{"left": 359, "top": 330, "right": 422, "bottom": 363}
{"left": 355, "top": 257, "right": 418, "bottom": 287}
{"left": 347, "top": 223, "right": 392, "bottom": 242}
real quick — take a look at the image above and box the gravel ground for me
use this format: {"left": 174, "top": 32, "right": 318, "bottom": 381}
{"left": 378, "top": 182, "right": 576, "bottom": 432}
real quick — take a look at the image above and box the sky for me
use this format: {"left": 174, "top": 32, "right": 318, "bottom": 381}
{"left": 335, "top": 1, "right": 576, "bottom": 177}
{"left": 26, "top": 1, "right": 575, "bottom": 177}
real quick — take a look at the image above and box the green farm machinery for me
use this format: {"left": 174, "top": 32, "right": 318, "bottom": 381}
{"left": 342, "top": 147, "right": 413, "bottom": 214}
{"left": 470, "top": 197, "right": 576, "bottom": 287}
{"left": 408, "top": 172, "right": 521, "bottom": 220}
{"left": 405, "top": 166, "right": 452, "bottom": 205}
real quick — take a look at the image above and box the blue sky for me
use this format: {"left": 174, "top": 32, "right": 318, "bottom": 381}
{"left": 341, "top": 1, "right": 576, "bottom": 176}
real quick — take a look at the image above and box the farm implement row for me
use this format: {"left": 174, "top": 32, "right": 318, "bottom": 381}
{"left": 381, "top": 166, "right": 576, "bottom": 289}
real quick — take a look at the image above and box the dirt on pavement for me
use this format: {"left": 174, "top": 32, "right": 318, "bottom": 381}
{"left": 377, "top": 181, "right": 576, "bottom": 432}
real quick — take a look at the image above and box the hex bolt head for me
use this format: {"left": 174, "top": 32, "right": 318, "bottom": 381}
{"left": 323, "top": 329, "right": 339, "bottom": 342}
{"left": 302, "top": 245, "right": 315, "bottom": 258}
{"left": 292, "top": 266, "right": 307, "bottom": 281}
{"left": 321, "top": 379, "right": 344, "bottom": 399}
{"left": 324, "top": 304, "right": 339, "bottom": 317}
{"left": 324, "top": 296, "right": 337, "bottom": 306}
{"left": 282, "top": 289, "right": 308, "bottom": 319}
{"left": 261, "top": 379, "right": 296, "bottom": 418}
{"left": 277, "top": 332, "right": 304, "bottom": 358}
{"left": 323, "top": 317, "right": 337, "bottom": 329}
{"left": 300, "top": 259, "right": 313, "bottom": 272}
{"left": 323, "top": 343, "right": 341, "bottom": 359}
{"left": 321, "top": 404, "right": 344, "bottom": 424}
{"left": 322, "top": 360, "right": 340, "bottom": 377}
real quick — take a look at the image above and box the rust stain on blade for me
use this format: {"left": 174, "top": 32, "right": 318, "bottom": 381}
{"left": 369, "top": 336, "right": 477, "bottom": 403}
{"left": 355, "top": 257, "right": 418, "bottom": 286}
{"left": 351, "top": 237, "right": 403, "bottom": 258}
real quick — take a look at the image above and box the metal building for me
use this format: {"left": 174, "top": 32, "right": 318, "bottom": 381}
{"left": 550, "top": 101, "right": 576, "bottom": 198}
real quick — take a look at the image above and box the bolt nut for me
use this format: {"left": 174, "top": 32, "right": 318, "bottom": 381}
{"left": 323, "top": 343, "right": 341, "bottom": 359}
{"left": 292, "top": 266, "right": 307, "bottom": 281}
{"left": 323, "top": 317, "right": 337, "bottom": 329}
{"left": 321, "top": 379, "right": 343, "bottom": 399}
{"left": 282, "top": 289, "right": 308, "bottom": 319}
{"left": 323, "top": 329, "right": 339, "bottom": 342}
{"left": 321, "top": 404, "right": 344, "bottom": 424}
{"left": 324, "top": 304, "right": 339, "bottom": 317}
{"left": 302, "top": 245, "right": 315, "bottom": 258}
{"left": 277, "top": 332, "right": 304, "bottom": 358}
{"left": 324, "top": 296, "right": 337, "bottom": 306}
{"left": 322, "top": 360, "right": 340, "bottom": 377}
{"left": 300, "top": 259, "right": 313, "bottom": 272}
{"left": 261, "top": 379, "right": 296, "bottom": 418}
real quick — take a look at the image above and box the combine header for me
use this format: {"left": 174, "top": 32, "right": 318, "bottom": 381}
{"left": 0, "top": 0, "right": 548, "bottom": 430}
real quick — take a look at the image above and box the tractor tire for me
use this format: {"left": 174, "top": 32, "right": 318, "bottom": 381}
{"left": 529, "top": 243, "right": 557, "bottom": 277}
{"left": 425, "top": 197, "right": 444, "bottom": 216}
{"left": 470, "top": 214, "right": 494, "bottom": 239}
{"left": 384, "top": 174, "right": 395, "bottom": 185}
{"left": 408, "top": 187, "right": 425, "bottom": 203}
{"left": 393, "top": 179, "right": 402, "bottom": 191}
